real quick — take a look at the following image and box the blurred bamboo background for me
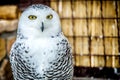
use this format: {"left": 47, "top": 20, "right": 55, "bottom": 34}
{"left": 50, "top": 0, "right": 120, "bottom": 68}
{"left": 0, "top": 0, "right": 120, "bottom": 79}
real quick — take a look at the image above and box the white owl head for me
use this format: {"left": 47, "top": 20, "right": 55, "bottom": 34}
{"left": 18, "top": 4, "right": 61, "bottom": 38}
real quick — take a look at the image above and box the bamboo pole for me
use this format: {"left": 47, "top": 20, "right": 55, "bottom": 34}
{"left": 103, "top": 19, "right": 117, "bottom": 37}
{"left": 88, "top": 19, "right": 103, "bottom": 36}
{"left": 75, "top": 38, "right": 89, "bottom": 55}
{"left": 74, "top": 19, "right": 88, "bottom": 36}
{"left": 0, "top": 5, "right": 17, "bottom": 19}
{"left": 106, "top": 56, "right": 112, "bottom": 67}
{"left": 91, "top": 56, "right": 104, "bottom": 67}
{"left": 76, "top": 56, "right": 90, "bottom": 67}
{"left": 7, "top": 36, "right": 16, "bottom": 55}
{"left": 58, "top": 1, "right": 72, "bottom": 18}
{"left": 73, "top": 1, "right": 86, "bottom": 18}
{"left": 102, "top": 1, "right": 116, "bottom": 18}
{"left": 0, "top": 59, "right": 8, "bottom": 80}
{"left": 90, "top": 38, "right": 104, "bottom": 55}
{"left": 87, "top": 1, "right": 101, "bottom": 18}
{"left": 118, "top": 1, "right": 120, "bottom": 18}
{"left": 0, "top": 19, "right": 18, "bottom": 33}
{"left": 50, "top": 1, "right": 58, "bottom": 12}
{"left": 103, "top": 19, "right": 118, "bottom": 54}
{"left": 61, "top": 19, "right": 73, "bottom": 36}
{"left": 103, "top": 19, "right": 118, "bottom": 67}
{"left": 0, "top": 38, "right": 6, "bottom": 61}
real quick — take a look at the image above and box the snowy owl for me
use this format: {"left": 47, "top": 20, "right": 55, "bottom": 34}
{"left": 10, "top": 4, "right": 73, "bottom": 80}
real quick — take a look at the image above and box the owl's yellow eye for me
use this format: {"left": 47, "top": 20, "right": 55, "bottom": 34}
{"left": 46, "top": 14, "right": 53, "bottom": 19}
{"left": 28, "top": 15, "right": 37, "bottom": 20}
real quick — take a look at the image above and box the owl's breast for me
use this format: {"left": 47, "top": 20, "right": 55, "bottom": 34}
{"left": 27, "top": 38, "right": 59, "bottom": 72}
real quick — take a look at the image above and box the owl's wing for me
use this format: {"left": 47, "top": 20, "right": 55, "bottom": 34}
{"left": 10, "top": 41, "right": 29, "bottom": 64}
{"left": 10, "top": 41, "right": 34, "bottom": 79}
{"left": 44, "top": 34, "right": 73, "bottom": 80}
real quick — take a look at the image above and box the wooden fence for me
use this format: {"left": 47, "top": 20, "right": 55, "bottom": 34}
{"left": 50, "top": 1, "right": 120, "bottom": 68}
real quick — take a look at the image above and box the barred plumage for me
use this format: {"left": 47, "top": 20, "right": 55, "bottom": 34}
{"left": 10, "top": 4, "right": 73, "bottom": 80}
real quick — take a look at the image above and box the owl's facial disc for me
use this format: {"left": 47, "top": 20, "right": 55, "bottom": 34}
{"left": 41, "top": 22, "right": 44, "bottom": 32}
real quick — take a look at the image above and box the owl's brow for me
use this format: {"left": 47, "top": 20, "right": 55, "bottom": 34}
{"left": 32, "top": 4, "right": 49, "bottom": 10}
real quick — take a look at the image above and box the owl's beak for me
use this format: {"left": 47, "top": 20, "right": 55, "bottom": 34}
{"left": 41, "top": 22, "right": 44, "bottom": 32}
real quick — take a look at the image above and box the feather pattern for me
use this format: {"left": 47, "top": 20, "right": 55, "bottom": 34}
{"left": 10, "top": 33, "right": 73, "bottom": 80}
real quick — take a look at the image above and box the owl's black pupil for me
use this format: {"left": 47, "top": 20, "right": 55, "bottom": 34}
{"left": 48, "top": 15, "right": 52, "bottom": 19}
